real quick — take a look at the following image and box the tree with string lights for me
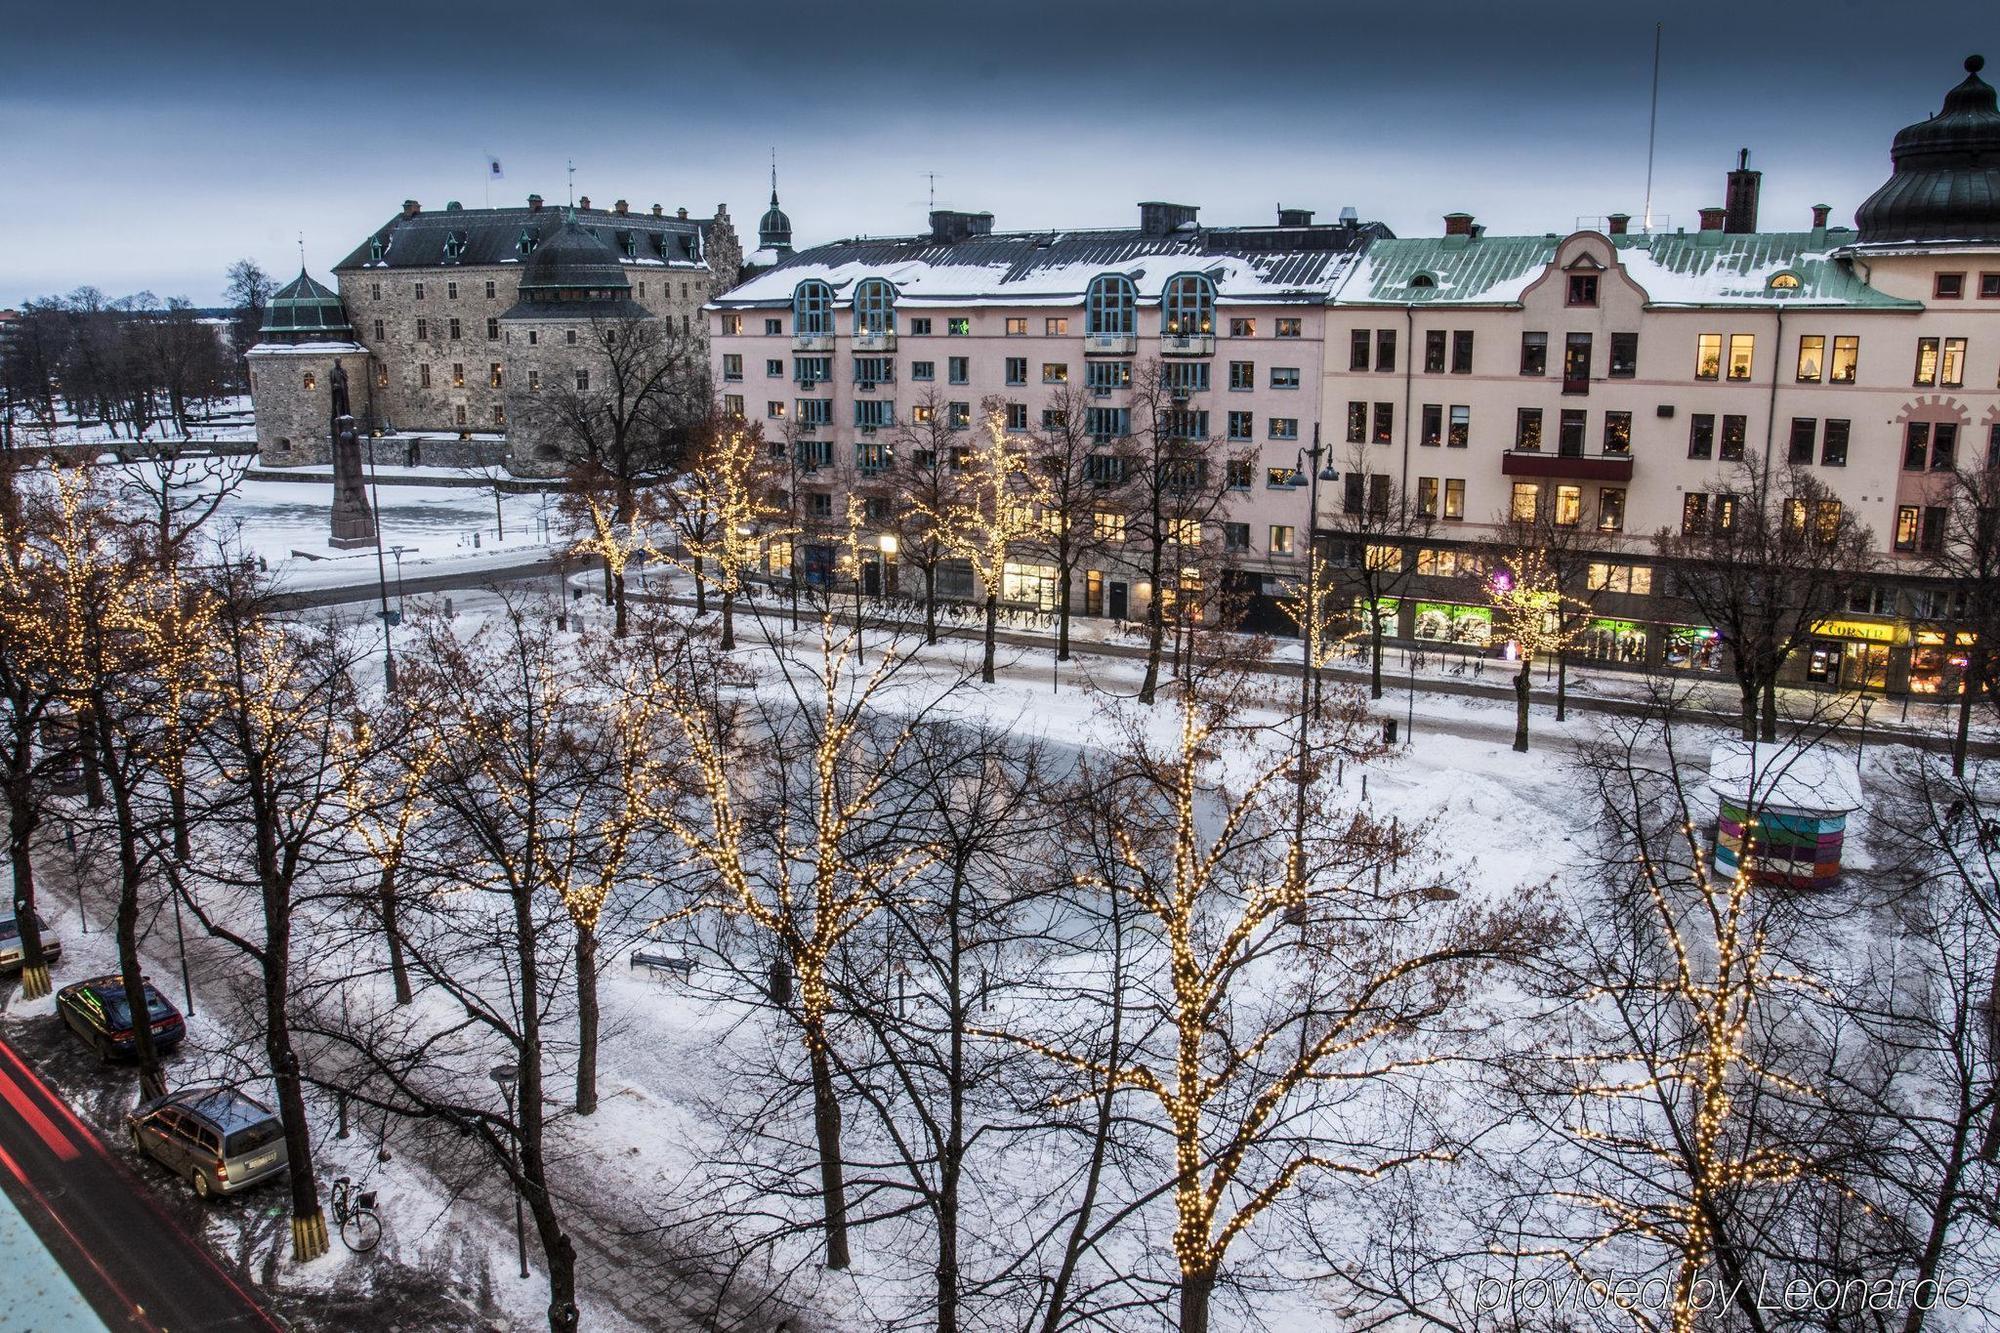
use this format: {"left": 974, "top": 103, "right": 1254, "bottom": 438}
{"left": 905, "top": 402, "right": 1050, "bottom": 684}
{"left": 639, "top": 589, "right": 969, "bottom": 1271}
{"left": 659, "top": 420, "right": 788, "bottom": 651}
{"left": 1481, "top": 541, "right": 1589, "bottom": 753}
{"left": 1009, "top": 640, "right": 1543, "bottom": 1333}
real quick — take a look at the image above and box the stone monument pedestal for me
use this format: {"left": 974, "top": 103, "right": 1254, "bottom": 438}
{"left": 329, "top": 407, "right": 378, "bottom": 549}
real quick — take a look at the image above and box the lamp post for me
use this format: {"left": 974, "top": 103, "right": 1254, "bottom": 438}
{"left": 367, "top": 437, "right": 397, "bottom": 692}
{"left": 1856, "top": 691, "right": 1877, "bottom": 780}
{"left": 389, "top": 544, "right": 410, "bottom": 618}
{"left": 1285, "top": 426, "right": 1336, "bottom": 925}
{"left": 489, "top": 1063, "right": 528, "bottom": 1280}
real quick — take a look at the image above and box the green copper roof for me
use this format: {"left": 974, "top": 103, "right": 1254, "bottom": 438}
{"left": 1339, "top": 230, "right": 1920, "bottom": 309}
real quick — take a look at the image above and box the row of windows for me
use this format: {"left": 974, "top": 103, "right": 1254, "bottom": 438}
{"left": 1510, "top": 481, "right": 1631, "bottom": 533}
{"left": 1678, "top": 492, "right": 1845, "bottom": 543}
{"left": 371, "top": 278, "right": 701, "bottom": 303}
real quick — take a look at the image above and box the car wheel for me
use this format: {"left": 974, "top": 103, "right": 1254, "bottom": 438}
{"left": 192, "top": 1168, "right": 212, "bottom": 1201}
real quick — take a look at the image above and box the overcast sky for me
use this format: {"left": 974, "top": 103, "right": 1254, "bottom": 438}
{"left": 0, "top": 0, "right": 1986, "bottom": 305}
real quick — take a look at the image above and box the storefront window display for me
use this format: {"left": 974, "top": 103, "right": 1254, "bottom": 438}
{"left": 1663, "top": 626, "right": 1723, "bottom": 673}
{"left": 1350, "top": 597, "right": 1400, "bottom": 637}
{"left": 1582, "top": 618, "right": 1648, "bottom": 664}
{"left": 1909, "top": 630, "right": 1975, "bottom": 695}
{"left": 1413, "top": 602, "right": 1492, "bottom": 647}
{"left": 1002, "top": 561, "right": 1059, "bottom": 610}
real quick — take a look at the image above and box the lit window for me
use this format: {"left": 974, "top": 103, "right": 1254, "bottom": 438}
{"left": 1727, "top": 334, "right": 1754, "bottom": 381}
{"left": 1006, "top": 317, "right": 1028, "bottom": 336}
{"left": 1511, "top": 482, "right": 1540, "bottom": 522}
{"left": 1268, "top": 525, "right": 1295, "bottom": 556}
{"left": 1161, "top": 273, "right": 1216, "bottom": 336}
{"left": 302, "top": 371, "right": 316, "bottom": 390}
{"left": 1045, "top": 317, "right": 1068, "bottom": 336}
{"left": 1086, "top": 276, "right": 1136, "bottom": 336}
{"left": 1768, "top": 272, "right": 1801, "bottom": 291}
{"left": 1830, "top": 336, "right": 1859, "bottom": 383}
{"left": 1695, "top": 333, "right": 1721, "bottom": 380}
{"left": 1796, "top": 335, "right": 1824, "bottom": 382}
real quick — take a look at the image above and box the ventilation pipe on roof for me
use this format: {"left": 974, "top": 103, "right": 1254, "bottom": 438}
{"left": 1608, "top": 213, "right": 1631, "bottom": 235}
{"left": 1277, "top": 205, "right": 1315, "bottom": 227}
{"left": 1338, "top": 206, "right": 1359, "bottom": 232}
{"left": 402, "top": 199, "right": 421, "bottom": 219}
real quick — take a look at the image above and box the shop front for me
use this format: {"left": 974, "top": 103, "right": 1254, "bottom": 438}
{"left": 1581, "top": 617, "right": 1649, "bottom": 666}
{"left": 1662, "top": 625, "right": 1724, "bottom": 674}
{"left": 1909, "top": 629, "right": 1976, "bottom": 696}
{"left": 1412, "top": 601, "right": 1492, "bottom": 647}
{"left": 1002, "top": 561, "right": 1060, "bottom": 611}
{"left": 1803, "top": 617, "right": 1902, "bottom": 691}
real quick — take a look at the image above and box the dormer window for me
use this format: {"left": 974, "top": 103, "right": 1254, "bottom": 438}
{"left": 1567, "top": 274, "right": 1599, "bottom": 306}
{"left": 618, "top": 231, "right": 637, "bottom": 258}
{"left": 368, "top": 235, "right": 385, "bottom": 262}
{"left": 443, "top": 231, "right": 468, "bottom": 260}
{"left": 1768, "top": 272, "right": 1802, "bottom": 291}
{"left": 518, "top": 228, "right": 539, "bottom": 255}
{"left": 1409, "top": 273, "right": 1437, "bottom": 289}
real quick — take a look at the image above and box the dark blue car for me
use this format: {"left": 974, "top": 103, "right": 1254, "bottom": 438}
{"left": 55, "top": 975, "right": 186, "bottom": 1061}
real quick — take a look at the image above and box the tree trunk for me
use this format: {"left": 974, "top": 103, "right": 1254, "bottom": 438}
{"left": 8, "top": 783, "right": 50, "bottom": 1000}
{"left": 574, "top": 924, "right": 598, "bottom": 1115}
{"left": 270, "top": 1029, "right": 327, "bottom": 1259}
{"left": 1139, "top": 593, "right": 1165, "bottom": 705}
{"left": 1759, "top": 676, "right": 1777, "bottom": 742}
{"left": 612, "top": 569, "right": 628, "bottom": 639}
{"left": 169, "top": 770, "right": 190, "bottom": 863}
{"left": 1369, "top": 615, "right": 1385, "bottom": 700}
{"left": 1952, "top": 643, "right": 1983, "bottom": 777}
{"left": 1057, "top": 565, "right": 1074, "bottom": 663}
{"left": 720, "top": 589, "right": 736, "bottom": 651}
{"left": 692, "top": 550, "right": 707, "bottom": 616}
{"left": 923, "top": 566, "right": 939, "bottom": 646}
{"left": 1737, "top": 677, "right": 1759, "bottom": 742}
{"left": 1179, "top": 1265, "right": 1217, "bottom": 1333}
{"left": 378, "top": 863, "right": 413, "bottom": 1006}
{"left": 981, "top": 593, "right": 998, "bottom": 686}
{"left": 103, "top": 756, "right": 164, "bottom": 1100}
{"left": 808, "top": 1037, "right": 852, "bottom": 1269}
{"left": 1513, "top": 658, "right": 1531, "bottom": 753}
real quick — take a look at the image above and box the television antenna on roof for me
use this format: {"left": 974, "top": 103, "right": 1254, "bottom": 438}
{"left": 1642, "top": 22, "right": 1663, "bottom": 233}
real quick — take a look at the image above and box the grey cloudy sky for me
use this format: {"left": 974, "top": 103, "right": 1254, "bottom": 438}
{"left": 0, "top": 0, "right": 1986, "bottom": 305}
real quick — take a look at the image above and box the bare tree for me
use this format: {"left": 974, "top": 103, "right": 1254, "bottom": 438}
{"left": 1921, "top": 463, "right": 2000, "bottom": 775}
{"left": 1318, "top": 447, "right": 1435, "bottom": 699}
{"left": 1482, "top": 528, "right": 1592, "bottom": 753}
{"left": 1654, "top": 457, "right": 1873, "bottom": 740}
{"left": 1024, "top": 380, "right": 1128, "bottom": 662}
{"left": 659, "top": 419, "right": 789, "bottom": 650}
{"left": 884, "top": 387, "right": 969, "bottom": 645}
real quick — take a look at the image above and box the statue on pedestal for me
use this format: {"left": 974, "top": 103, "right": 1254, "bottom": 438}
{"left": 327, "top": 360, "right": 378, "bottom": 549}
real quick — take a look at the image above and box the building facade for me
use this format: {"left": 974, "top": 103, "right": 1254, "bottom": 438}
{"left": 709, "top": 202, "right": 1387, "bottom": 620}
{"left": 708, "top": 55, "right": 2000, "bottom": 695}
{"left": 248, "top": 192, "right": 743, "bottom": 468}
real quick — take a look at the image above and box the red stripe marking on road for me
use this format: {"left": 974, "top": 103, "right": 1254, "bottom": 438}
{"left": 0, "top": 1063, "right": 78, "bottom": 1161}
{"left": 0, "top": 1039, "right": 101, "bottom": 1145}
{"left": 0, "top": 1138, "right": 163, "bottom": 1331}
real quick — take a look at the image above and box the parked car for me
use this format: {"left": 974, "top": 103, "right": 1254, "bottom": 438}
{"left": 54, "top": 975, "right": 185, "bottom": 1060}
{"left": 127, "top": 1086, "right": 289, "bottom": 1200}
{"left": 0, "top": 908, "right": 61, "bottom": 973}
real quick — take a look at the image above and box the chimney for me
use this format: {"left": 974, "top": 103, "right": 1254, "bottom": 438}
{"left": 677, "top": 207, "right": 688, "bottom": 220}
{"left": 1724, "top": 148, "right": 1760, "bottom": 233}
{"left": 614, "top": 199, "right": 629, "bottom": 216}
{"left": 578, "top": 195, "right": 591, "bottom": 210}
{"left": 528, "top": 194, "right": 544, "bottom": 213}
{"left": 1811, "top": 203, "right": 1831, "bottom": 229}
{"left": 651, "top": 203, "right": 663, "bottom": 216}
{"left": 929, "top": 210, "right": 996, "bottom": 244}
{"left": 1698, "top": 206, "right": 1728, "bottom": 232}
{"left": 1338, "top": 206, "right": 1359, "bottom": 231}
{"left": 1276, "top": 205, "right": 1315, "bottom": 227}
{"left": 401, "top": 199, "right": 421, "bottom": 219}
{"left": 1607, "top": 213, "right": 1631, "bottom": 235}
{"left": 1443, "top": 212, "right": 1475, "bottom": 237}
{"left": 1138, "top": 201, "right": 1200, "bottom": 237}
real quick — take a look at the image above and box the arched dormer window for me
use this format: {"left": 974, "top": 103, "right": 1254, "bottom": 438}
{"left": 1409, "top": 272, "right": 1437, "bottom": 289}
{"left": 1768, "top": 271, "right": 1802, "bottom": 292}
{"left": 853, "top": 278, "right": 895, "bottom": 335}
{"left": 1161, "top": 272, "right": 1215, "bottom": 336}
{"left": 793, "top": 279, "right": 833, "bottom": 336}
{"left": 1086, "top": 274, "right": 1136, "bottom": 335}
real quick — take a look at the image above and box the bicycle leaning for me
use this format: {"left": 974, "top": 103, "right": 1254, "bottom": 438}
{"left": 329, "top": 1175, "right": 382, "bottom": 1253}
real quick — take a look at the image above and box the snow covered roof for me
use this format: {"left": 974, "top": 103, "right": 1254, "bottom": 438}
{"left": 336, "top": 203, "right": 710, "bottom": 273}
{"left": 713, "top": 220, "right": 1388, "bottom": 309}
{"left": 246, "top": 340, "right": 368, "bottom": 356}
{"left": 1338, "top": 230, "right": 1920, "bottom": 309}
{"left": 1707, "top": 741, "right": 1862, "bottom": 815}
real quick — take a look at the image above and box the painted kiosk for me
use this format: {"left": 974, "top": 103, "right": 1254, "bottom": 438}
{"left": 1709, "top": 742, "right": 1862, "bottom": 891}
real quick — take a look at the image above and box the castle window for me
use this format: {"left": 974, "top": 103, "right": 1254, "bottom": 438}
{"left": 485, "top": 280, "right": 496, "bottom": 299}
{"left": 455, "top": 405, "right": 467, "bottom": 427}
{"left": 566, "top": 329, "right": 578, "bottom": 346}
{"left": 490, "top": 363, "right": 503, "bottom": 388}
{"left": 376, "top": 365, "right": 387, "bottom": 388}
{"left": 414, "top": 282, "right": 425, "bottom": 300}
{"left": 275, "top": 437, "right": 291, "bottom": 452}
{"left": 518, "top": 229, "right": 539, "bottom": 255}
{"left": 420, "top": 365, "right": 431, "bottom": 388}
{"left": 370, "top": 282, "right": 381, "bottom": 300}
{"left": 368, "top": 236, "right": 384, "bottom": 261}
{"left": 486, "top": 318, "right": 499, "bottom": 340}
{"left": 576, "top": 370, "right": 590, "bottom": 391}
{"left": 493, "top": 405, "right": 505, "bottom": 425}
{"left": 302, "top": 372, "right": 316, "bottom": 391}
{"left": 447, "top": 281, "right": 459, "bottom": 299}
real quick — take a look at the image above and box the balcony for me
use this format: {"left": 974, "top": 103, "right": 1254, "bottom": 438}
{"left": 1085, "top": 332, "right": 1138, "bottom": 356}
{"left": 792, "top": 331, "right": 834, "bottom": 353}
{"left": 1501, "top": 449, "right": 1633, "bottom": 482}
{"left": 1159, "top": 332, "right": 1215, "bottom": 357}
{"left": 853, "top": 329, "right": 897, "bottom": 353}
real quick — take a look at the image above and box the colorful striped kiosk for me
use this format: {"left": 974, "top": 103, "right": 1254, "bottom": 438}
{"left": 1709, "top": 742, "right": 1862, "bottom": 891}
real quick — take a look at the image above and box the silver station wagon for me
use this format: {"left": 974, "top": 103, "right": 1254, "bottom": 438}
{"left": 127, "top": 1086, "right": 290, "bottom": 1200}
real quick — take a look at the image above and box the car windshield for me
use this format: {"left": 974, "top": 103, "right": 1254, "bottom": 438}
{"left": 101, "top": 985, "right": 173, "bottom": 1028}
{"left": 223, "top": 1120, "right": 284, "bottom": 1157}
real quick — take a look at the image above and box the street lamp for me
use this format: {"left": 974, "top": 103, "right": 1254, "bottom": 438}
{"left": 1856, "top": 692, "right": 1877, "bottom": 780}
{"left": 1284, "top": 426, "right": 1337, "bottom": 926}
{"left": 489, "top": 1063, "right": 528, "bottom": 1280}
{"left": 389, "top": 545, "right": 410, "bottom": 618}
{"left": 366, "top": 438, "right": 397, "bottom": 692}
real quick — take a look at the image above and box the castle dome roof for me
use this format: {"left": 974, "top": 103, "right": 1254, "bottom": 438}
{"left": 1855, "top": 55, "right": 2000, "bottom": 245}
